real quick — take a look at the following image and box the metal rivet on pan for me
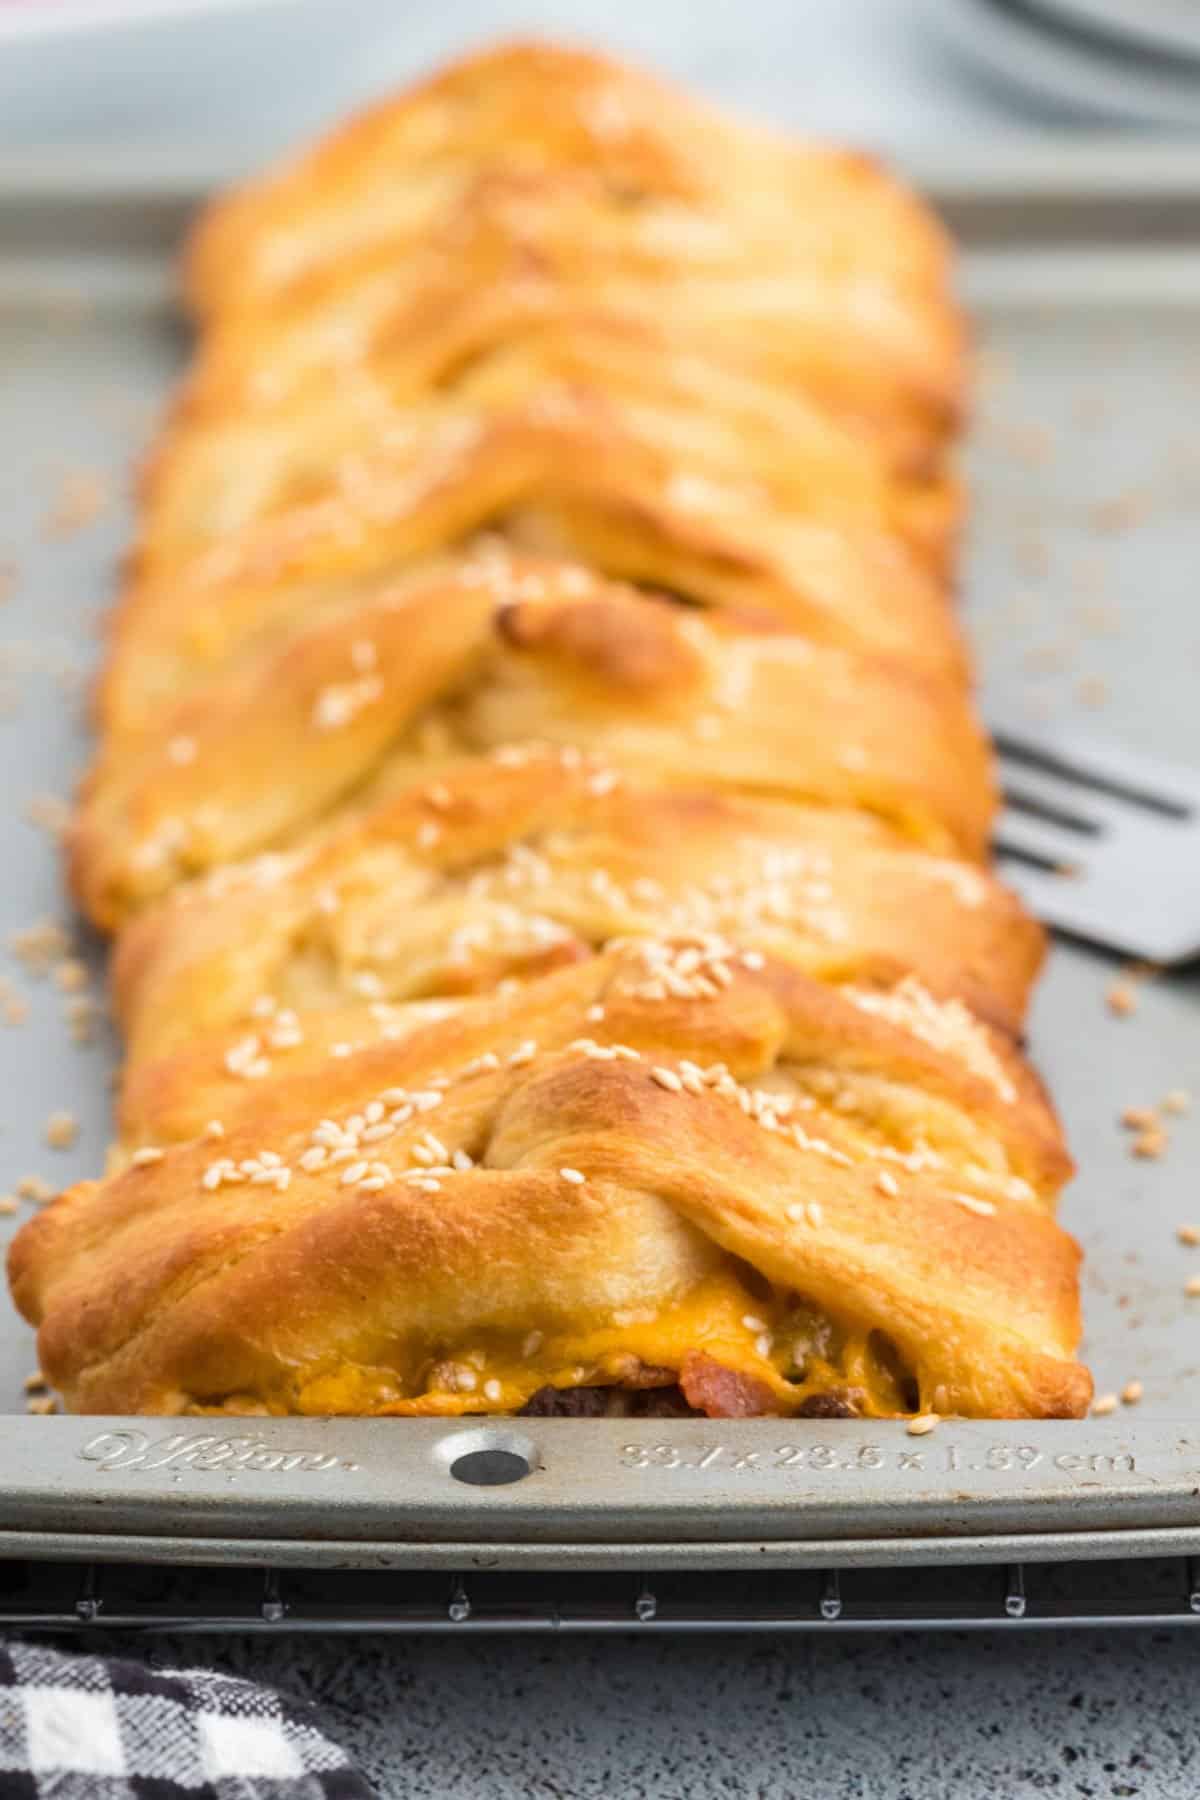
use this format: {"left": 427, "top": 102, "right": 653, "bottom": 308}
{"left": 435, "top": 1426, "right": 537, "bottom": 1487}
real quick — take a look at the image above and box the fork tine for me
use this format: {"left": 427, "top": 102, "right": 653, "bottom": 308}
{"left": 994, "top": 809, "right": 1087, "bottom": 870}
{"left": 987, "top": 715, "right": 1200, "bottom": 964}
{"left": 996, "top": 770, "right": 1107, "bottom": 836}
{"left": 990, "top": 716, "right": 1199, "bottom": 816}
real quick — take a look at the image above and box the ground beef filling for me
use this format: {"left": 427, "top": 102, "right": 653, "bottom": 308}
{"left": 517, "top": 1381, "right": 867, "bottom": 1419}
{"left": 518, "top": 1384, "right": 700, "bottom": 1418}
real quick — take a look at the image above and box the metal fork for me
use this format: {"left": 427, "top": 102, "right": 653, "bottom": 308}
{"left": 990, "top": 716, "right": 1200, "bottom": 964}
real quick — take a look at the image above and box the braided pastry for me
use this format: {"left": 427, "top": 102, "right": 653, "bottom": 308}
{"left": 8, "top": 41, "right": 1090, "bottom": 1421}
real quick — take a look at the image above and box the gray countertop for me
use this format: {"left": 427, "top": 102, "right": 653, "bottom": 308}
{"left": 4, "top": 4, "right": 1200, "bottom": 1795}
{"left": 131, "top": 1626, "right": 1194, "bottom": 1798}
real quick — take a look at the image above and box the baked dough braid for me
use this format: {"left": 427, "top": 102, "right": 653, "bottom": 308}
{"left": 9, "top": 41, "right": 1090, "bottom": 1420}
{"left": 11, "top": 947, "right": 1085, "bottom": 1420}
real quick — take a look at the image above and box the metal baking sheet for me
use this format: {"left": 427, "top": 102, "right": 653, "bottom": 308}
{"left": 0, "top": 145, "right": 1198, "bottom": 1569}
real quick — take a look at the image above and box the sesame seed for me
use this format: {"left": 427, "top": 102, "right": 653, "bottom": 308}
{"left": 205, "top": 1120, "right": 225, "bottom": 1139}
{"left": 16, "top": 1175, "right": 52, "bottom": 1203}
{"left": 456, "top": 1368, "right": 478, "bottom": 1393}
{"left": 1178, "top": 1224, "right": 1200, "bottom": 1247}
{"left": 1107, "top": 980, "right": 1137, "bottom": 1017}
{"left": 741, "top": 1314, "right": 768, "bottom": 1333}
{"left": 785, "top": 1203, "right": 806, "bottom": 1223}
{"left": 1121, "top": 1106, "right": 1157, "bottom": 1131}
{"left": 1091, "top": 1393, "right": 1118, "bottom": 1416}
{"left": 44, "top": 1111, "right": 78, "bottom": 1150}
{"left": 1121, "top": 1379, "right": 1144, "bottom": 1405}
{"left": 1164, "top": 1089, "right": 1192, "bottom": 1116}
{"left": 224, "top": 1036, "right": 270, "bottom": 1079}
{"left": 2, "top": 989, "right": 29, "bottom": 1028}
{"left": 340, "top": 1161, "right": 369, "bottom": 1186}
{"left": 1187, "top": 1276, "right": 1200, "bottom": 1298}
{"left": 906, "top": 1414, "right": 939, "bottom": 1437}
{"left": 53, "top": 958, "right": 89, "bottom": 993}
{"left": 130, "top": 1146, "right": 163, "bottom": 1167}
{"left": 483, "top": 1379, "right": 502, "bottom": 1402}
{"left": 26, "top": 1394, "right": 57, "bottom": 1415}
{"left": 651, "top": 1066, "right": 683, "bottom": 1093}
{"left": 1133, "top": 1129, "right": 1167, "bottom": 1160}
{"left": 522, "top": 1331, "right": 544, "bottom": 1358}
{"left": 417, "top": 821, "right": 441, "bottom": 850}
{"left": 0, "top": 1196, "right": 17, "bottom": 1215}
{"left": 754, "top": 1333, "right": 774, "bottom": 1359}
{"left": 876, "top": 1170, "right": 899, "bottom": 1197}
{"left": 311, "top": 673, "right": 383, "bottom": 731}
{"left": 585, "top": 1004, "right": 605, "bottom": 1023}
{"left": 23, "top": 1371, "right": 47, "bottom": 1394}
{"left": 9, "top": 918, "right": 70, "bottom": 978}
{"left": 508, "top": 1040, "right": 537, "bottom": 1066}
{"left": 949, "top": 1192, "right": 996, "bottom": 1217}
{"left": 559, "top": 1167, "right": 586, "bottom": 1185}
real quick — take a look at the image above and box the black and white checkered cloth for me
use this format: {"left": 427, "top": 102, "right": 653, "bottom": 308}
{"left": 0, "top": 1641, "right": 373, "bottom": 1798}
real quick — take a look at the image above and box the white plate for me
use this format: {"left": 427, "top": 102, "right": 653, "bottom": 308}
{"left": 0, "top": 0, "right": 295, "bottom": 40}
{"left": 921, "top": 0, "right": 1200, "bottom": 126}
{"left": 1028, "top": 0, "right": 1200, "bottom": 64}
{"left": 0, "top": 0, "right": 400, "bottom": 153}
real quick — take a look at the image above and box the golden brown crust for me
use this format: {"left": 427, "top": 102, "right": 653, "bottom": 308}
{"left": 182, "top": 42, "right": 964, "bottom": 447}
{"left": 108, "top": 757, "right": 1041, "bottom": 1148}
{"left": 9, "top": 948, "right": 1085, "bottom": 1420}
{"left": 9, "top": 39, "right": 1089, "bottom": 1421}
{"left": 71, "top": 560, "right": 995, "bottom": 928}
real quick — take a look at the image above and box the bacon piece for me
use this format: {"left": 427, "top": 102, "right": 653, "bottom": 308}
{"left": 679, "top": 1350, "right": 781, "bottom": 1418}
